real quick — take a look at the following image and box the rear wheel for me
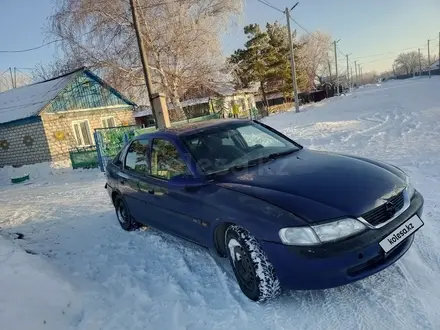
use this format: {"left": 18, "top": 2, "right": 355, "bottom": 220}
{"left": 225, "top": 225, "right": 281, "bottom": 302}
{"left": 114, "top": 195, "right": 138, "bottom": 231}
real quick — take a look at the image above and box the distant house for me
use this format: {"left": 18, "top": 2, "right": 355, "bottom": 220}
{"left": 133, "top": 84, "right": 257, "bottom": 125}
{"left": 429, "top": 60, "right": 440, "bottom": 71}
{"left": 0, "top": 68, "right": 135, "bottom": 167}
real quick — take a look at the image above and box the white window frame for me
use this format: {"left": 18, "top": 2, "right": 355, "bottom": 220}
{"left": 72, "top": 119, "right": 94, "bottom": 147}
{"left": 101, "top": 116, "right": 116, "bottom": 128}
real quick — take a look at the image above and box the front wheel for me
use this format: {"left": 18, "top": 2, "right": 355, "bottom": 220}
{"left": 225, "top": 225, "right": 281, "bottom": 302}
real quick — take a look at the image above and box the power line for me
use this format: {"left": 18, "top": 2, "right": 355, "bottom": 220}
{"left": 0, "top": 40, "right": 60, "bottom": 53}
{"left": 254, "top": 0, "right": 283, "bottom": 13}
{"left": 15, "top": 68, "right": 33, "bottom": 80}
{"left": 290, "top": 17, "right": 315, "bottom": 37}
{"left": 0, "top": 68, "right": 10, "bottom": 77}
{"left": 362, "top": 55, "right": 399, "bottom": 64}
{"left": 352, "top": 44, "right": 426, "bottom": 60}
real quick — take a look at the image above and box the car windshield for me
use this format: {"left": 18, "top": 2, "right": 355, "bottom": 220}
{"left": 181, "top": 122, "right": 301, "bottom": 175}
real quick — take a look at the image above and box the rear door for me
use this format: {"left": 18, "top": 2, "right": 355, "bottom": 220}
{"left": 120, "top": 138, "right": 159, "bottom": 225}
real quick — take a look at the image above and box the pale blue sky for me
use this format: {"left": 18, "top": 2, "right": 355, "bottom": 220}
{"left": 0, "top": 0, "right": 439, "bottom": 80}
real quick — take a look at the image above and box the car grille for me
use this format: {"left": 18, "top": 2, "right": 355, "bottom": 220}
{"left": 361, "top": 190, "right": 405, "bottom": 226}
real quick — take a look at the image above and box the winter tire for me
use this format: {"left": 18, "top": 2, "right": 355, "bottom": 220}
{"left": 114, "top": 195, "right": 138, "bottom": 231}
{"left": 225, "top": 225, "right": 281, "bottom": 302}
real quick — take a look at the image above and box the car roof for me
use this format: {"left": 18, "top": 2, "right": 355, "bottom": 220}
{"left": 135, "top": 118, "right": 253, "bottom": 140}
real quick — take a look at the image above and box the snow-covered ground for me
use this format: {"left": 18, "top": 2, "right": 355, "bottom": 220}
{"left": 1, "top": 77, "right": 440, "bottom": 330}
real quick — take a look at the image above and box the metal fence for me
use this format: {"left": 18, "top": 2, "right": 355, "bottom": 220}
{"left": 69, "top": 146, "right": 99, "bottom": 169}
{"left": 93, "top": 112, "right": 256, "bottom": 172}
{"left": 94, "top": 125, "right": 139, "bottom": 171}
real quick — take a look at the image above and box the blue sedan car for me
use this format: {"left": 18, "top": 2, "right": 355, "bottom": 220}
{"left": 105, "top": 119, "right": 424, "bottom": 302}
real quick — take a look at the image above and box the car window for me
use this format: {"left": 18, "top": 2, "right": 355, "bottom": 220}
{"left": 236, "top": 125, "right": 285, "bottom": 148}
{"left": 151, "top": 138, "right": 189, "bottom": 180}
{"left": 124, "top": 139, "right": 150, "bottom": 175}
{"left": 182, "top": 122, "right": 299, "bottom": 175}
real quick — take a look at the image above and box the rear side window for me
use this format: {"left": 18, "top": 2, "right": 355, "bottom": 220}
{"left": 124, "top": 139, "right": 150, "bottom": 175}
{"left": 151, "top": 139, "right": 190, "bottom": 180}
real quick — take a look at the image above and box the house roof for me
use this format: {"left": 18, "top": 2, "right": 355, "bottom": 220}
{"left": 133, "top": 97, "right": 211, "bottom": 118}
{"left": 429, "top": 60, "right": 439, "bottom": 70}
{"left": 0, "top": 68, "right": 135, "bottom": 125}
{"left": 0, "top": 69, "right": 80, "bottom": 124}
{"left": 135, "top": 119, "right": 251, "bottom": 137}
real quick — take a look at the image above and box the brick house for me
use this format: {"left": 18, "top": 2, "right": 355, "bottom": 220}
{"left": 0, "top": 68, "right": 135, "bottom": 167}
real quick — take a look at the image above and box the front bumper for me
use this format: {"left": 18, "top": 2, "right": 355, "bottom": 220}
{"left": 260, "top": 190, "right": 424, "bottom": 290}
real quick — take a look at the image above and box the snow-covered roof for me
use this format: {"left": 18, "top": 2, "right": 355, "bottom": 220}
{"left": 134, "top": 97, "right": 211, "bottom": 118}
{"left": 212, "top": 83, "right": 258, "bottom": 96}
{"left": 429, "top": 60, "right": 439, "bottom": 70}
{"left": 134, "top": 106, "right": 153, "bottom": 118}
{"left": 0, "top": 71, "right": 78, "bottom": 124}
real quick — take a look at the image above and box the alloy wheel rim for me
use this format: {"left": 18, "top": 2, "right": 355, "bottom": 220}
{"left": 232, "top": 245, "right": 256, "bottom": 292}
{"left": 117, "top": 204, "right": 128, "bottom": 224}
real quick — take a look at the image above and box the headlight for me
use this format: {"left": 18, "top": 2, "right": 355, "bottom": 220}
{"left": 312, "top": 218, "right": 366, "bottom": 243}
{"left": 405, "top": 176, "right": 415, "bottom": 199}
{"left": 279, "top": 218, "right": 367, "bottom": 246}
{"left": 279, "top": 227, "right": 320, "bottom": 246}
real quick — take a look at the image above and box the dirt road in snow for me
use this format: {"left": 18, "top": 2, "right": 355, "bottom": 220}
{"left": 1, "top": 77, "right": 440, "bottom": 330}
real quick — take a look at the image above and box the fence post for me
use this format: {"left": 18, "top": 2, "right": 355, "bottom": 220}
{"left": 94, "top": 131, "right": 104, "bottom": 172}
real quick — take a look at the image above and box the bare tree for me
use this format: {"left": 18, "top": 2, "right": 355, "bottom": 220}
{"left": 297, "top": 31, "right": 333, "bottom": 90}
{"left": 43, "top": 0, "right": 243, "bottom": 116}
{"left": 394, "top": 51, "right": 419, "bottom": 75}
{"left": 0, "top": 71, "right": 33, "bottom": 92}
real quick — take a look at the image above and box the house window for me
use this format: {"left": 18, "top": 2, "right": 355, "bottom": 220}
{"left": 101, "top": 116, "right": 116, "bottom": 128}
{"left": 72, "top": 120, "right": 93, "bottom": 146}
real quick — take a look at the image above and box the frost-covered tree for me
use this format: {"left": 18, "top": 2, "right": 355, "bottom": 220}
{"left": 394, "top": 51, "right": 420, "bottom": 75}
{"left": 297, "top": 31, "right": 333, "bottom": 90}
{"left": 41, "top": 0, "right": 244, "bottom": 115}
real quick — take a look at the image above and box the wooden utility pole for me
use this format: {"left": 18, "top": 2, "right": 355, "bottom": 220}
{"left": 285, "top": 5, "right": 300, "bottom": 113}
{"left": 327, "top": 54, "right": 332, "bottom": 78}
{"left": 9, "top": 67, "right": 14, "bottom": 88}
{"left": 346, "top": 54, "right": 351, "bottom": 90}
{"left": 333, "top": 39, "right": 340, "bottom": 95}
{"left": 129, "top": 0, "right": 160, "bottom": 128}
{"left": 428, "top": 39, "right": 431, "bottom": 79}
{"left": 354, "top": 60, "right": 358, "bottom": 86}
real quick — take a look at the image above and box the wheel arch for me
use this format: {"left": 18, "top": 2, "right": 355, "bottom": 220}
{"left": 213, "top": 222, "right": 233, "bottom": 257}
{"left": 213, "top": 220, "right": 262, "bottom": 257}
{"left": 111, "top": 189, "right": 122, "bottom": 206}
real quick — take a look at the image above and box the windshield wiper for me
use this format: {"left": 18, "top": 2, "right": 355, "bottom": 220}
{"left": 206, "top": 149, "right": 297, "bottom": 179}
{"left": 267, "top": 149, "right": 297, "bottom": 160}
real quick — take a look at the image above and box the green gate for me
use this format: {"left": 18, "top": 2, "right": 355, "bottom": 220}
{"left": 69, "top": 146, "right": 99, "bottom": 169}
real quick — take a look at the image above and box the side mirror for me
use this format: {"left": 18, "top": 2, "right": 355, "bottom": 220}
{"left": 168, "top": 174, "right": 207, "bottom": 190}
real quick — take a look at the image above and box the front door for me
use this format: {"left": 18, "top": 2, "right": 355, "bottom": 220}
{"left": 140, "top": 137, "right": 211, "bottom": 245}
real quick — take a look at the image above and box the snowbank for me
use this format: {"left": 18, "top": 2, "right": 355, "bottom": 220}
{"left": 1, "top": 76, "right": 440, "bottom": 329}
{"left": 0, "top": 235, "right": 83, "bottom": 330}
{"left": 0, "top": 161, "right": 102, "bottom": 186}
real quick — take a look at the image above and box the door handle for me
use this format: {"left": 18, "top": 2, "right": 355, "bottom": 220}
{"left": 120, "top": 179, "right": 125, "bottom": 185}
{"left": 148, "top": 189, "right": 155, "bottom": 195}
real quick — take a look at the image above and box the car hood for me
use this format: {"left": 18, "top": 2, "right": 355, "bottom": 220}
{"left": 216, "top": 149, "right": 407, "bottom": 224}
